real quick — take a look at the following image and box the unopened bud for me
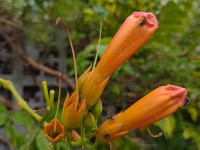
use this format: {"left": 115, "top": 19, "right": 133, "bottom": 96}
{"left": 92, "top": 99, "right": 103, "bottom": 119}
{"left": 83, "top": 112, "right": 95, "bottom": 131}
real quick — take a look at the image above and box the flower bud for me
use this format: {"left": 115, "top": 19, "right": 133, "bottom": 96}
{"left": 91, "top": 99, "right": 103, "bottom": 119}
{"left": 79, "top": 12, "right": 158, "bottom": 107}
{"left": 96, "top": 84, "right": 187, "bottom": 143}
{"left": 83, "top": 112, "right": 95, "bottom": 131}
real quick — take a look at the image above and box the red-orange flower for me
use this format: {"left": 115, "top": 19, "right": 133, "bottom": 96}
{"left": 96, "top": 84, "right": 187, "bottom": 143}
{"left": 44, "top": 118, "right": 65, "bottom": 143}
{"left": 79, "top": 12, "right": 158, "bottom": 107}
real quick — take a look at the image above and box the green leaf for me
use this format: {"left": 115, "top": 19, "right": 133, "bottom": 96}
{"left": 112, "top": 84, "right": 120, "bottom": 95}
{"left": 4, "top": 122, "right": 19, "bottom": 146}
{"left": 35, "top": 129, "right": 51, "bottom": 150}
{"left": 10, "top": 110, "right": 35, "bottom": 127}
{"left": 0, "top": 103, "right": 8, "bottom": 126}
{"left": 187, "top": 106, "right": 198, "bottom": 122}
{"left": 57, "top": 142, "right": 71, "bottom": 150}
{"left": 183, "top": 123, "right": 200, "bottom": 149}
{"left": 154, "top": 115, "right": 176, "bottom": 138}
{"left": 13, "top": 0, "right": 25, "bottom": 9}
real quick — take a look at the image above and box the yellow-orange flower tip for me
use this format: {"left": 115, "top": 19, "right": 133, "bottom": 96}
{"left": 95, "top": 12, "right": 158, "bottom": 79}
{"left": 62, "top": 91, "right": 86, "bottom": 130}
{"left": 96, "top": 84, "right": 187, "bottom": 143}
{"left": 44, "top": 118, "right": 65, "bottom": 143}
{"left": 78, "top": 65, "right": 92, "bottom": 92}
{"left": 79, "top": 70, "right": 110, "bottom": 107}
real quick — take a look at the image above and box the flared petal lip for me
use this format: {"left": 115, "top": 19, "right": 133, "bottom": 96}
{"left": 133, "top": 12, "right": 158, "bottom": 28}
{"left": 170, "top": 87, "right": 187, "bottom": 104}
{"left": 44, "top": 119, "right": 65, "bottom": 143}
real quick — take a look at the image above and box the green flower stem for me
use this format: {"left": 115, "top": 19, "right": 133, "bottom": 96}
{"left": 66, "top": 130, "right": 72, "bottom": 144}
{"left": 70, "top": 138, "right": 88, "bottom": 148}
{"left": 0, "top": 78, "right": 42, "bottom": 122}
{"left": 52, "top": 143, "right": 57, "bottom": 150}
{"left": 67, "top": 131, "right": 89, "bottom": 148}
{"left": 41, "top": 90, "right": 55, "bottom": 123}
{"left": 81, "top": 122, "right": 86, "bottom": 146}
{"left": 80, "top": 108, "right": 89, "bottom": 146}
{"left": 49, "top": 90, "right": 55, "bottom": 110}
{"left": 40, "top": 81, "right": 52, "bottom": 122}
{"left": 94, "top": 119, "right": 98, "bottom": 130}
{"left": 42, "top": 81, "right": 50, "bottom": 110}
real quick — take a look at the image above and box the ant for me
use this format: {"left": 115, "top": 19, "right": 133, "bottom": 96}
{"left": 140, "top": 19, "right": 146, "bottom": 26}
{"left": 103, "top": 133, "right": 110, "bottom": 140}
{"left": 107, "top": 115, "right": 114, "bottom": 121}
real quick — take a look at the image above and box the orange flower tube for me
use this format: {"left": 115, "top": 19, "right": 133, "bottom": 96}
{"left": 79, "top": 12, "right": 158, "bottom": 107}
{"left": 95, "top": 12, "right": 158, "bottom": 79}
{"left": 96, "top": 84, "right": 187, "bottom": 143}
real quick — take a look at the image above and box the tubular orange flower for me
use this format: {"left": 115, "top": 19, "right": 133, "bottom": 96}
{"left": 79, "top": 12, "right": 158, "bottom": 107}
{"left": 96, "top": 84, "right": 187, "bottom": 143}
{"left": 44, "top": 118, "right": 65, "bottom": 143}
{"left": 62, "top": 91, "right": 86, "bottom": 130}
{"left": 95, "top": 12, "right": 158, "bottom": 79}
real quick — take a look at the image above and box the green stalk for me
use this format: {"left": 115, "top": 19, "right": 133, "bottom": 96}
{"left": 0, "top": 78, "right": 42, "bottom": 122}
{"left": 67, "top": 130, "right": 72, "bottom": 144}
{"left": 54, "top": 73, "right": 62, "bottom": 132}
{"left": 42, "top": 81, "right": 50, "bottom": 110}
{"left": 70, "top": 138, "right": 88, "bottom": 148}
{"left": 52, "top": 143, "right": 57, "bottom": 150}
{"left": 81, "top": 121, "right": 86, "bottom": 146}
{"left": 49, "top": 90, "right": 55, "bottom": 110}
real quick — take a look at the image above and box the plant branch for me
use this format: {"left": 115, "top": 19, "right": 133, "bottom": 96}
{"left": 0, "top": 78, "right": 42, "bottom": 122}
{"left": 0, "top": 30, "right": 75, "bottom": 89}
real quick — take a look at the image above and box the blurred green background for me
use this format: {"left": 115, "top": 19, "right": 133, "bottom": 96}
{"left": 0, "top": 0, "right": 200, "bottom": 149}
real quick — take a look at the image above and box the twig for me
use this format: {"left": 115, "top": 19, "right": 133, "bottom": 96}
{"left": 0, "top": 30, "right": 75, "bottom": 89}
{"left": 0, "top": 17, "right": 22, "bottom": 30}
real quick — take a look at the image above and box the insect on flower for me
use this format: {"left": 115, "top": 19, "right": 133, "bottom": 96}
{"left": 107, "top": 115, "right": 114, "bottom": 121}
{"left": 140, "top": 19, "right": 147, "bottom": 26}
{"left": 103, "top": 133, "right": 111, "bottom": 140}
{"left": 182, "top": 97, "right": 190, "bottom": 108}
{"left": 96, "top": 85, "right": 188, "bottom": 143}
{"left": 78, "top": 12, "right": 158, "bottom": 108}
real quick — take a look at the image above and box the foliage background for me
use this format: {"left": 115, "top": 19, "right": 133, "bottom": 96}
{"left": 0, "top": 0, "right": 200, "bottom": 149}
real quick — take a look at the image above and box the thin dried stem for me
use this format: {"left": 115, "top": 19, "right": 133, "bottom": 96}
{"left": 92, "top": 21, "right": 103, "bottom": 71}
{"left": 0, "top": 30, "right": 75, "bottom": 89}
{"left": 147, "top": 126, "right": 163, "bottom": 138}
{"left": 56, "top": 17, "right": 78, "bottom": 94}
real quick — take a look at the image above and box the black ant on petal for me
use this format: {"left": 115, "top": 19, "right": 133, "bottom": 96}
{"left": 140, "top": 19, "right": 146, "bottom": 26}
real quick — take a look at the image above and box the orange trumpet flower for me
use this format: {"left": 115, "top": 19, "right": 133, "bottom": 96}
{"left": 44, "top": 118, "right": 65, "bottom": 143}
{"left": 96, "top": 84, "right": 187, "bottom": 143}
{"left": 79, "top": 12, "right": 158, "bottom": 107}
